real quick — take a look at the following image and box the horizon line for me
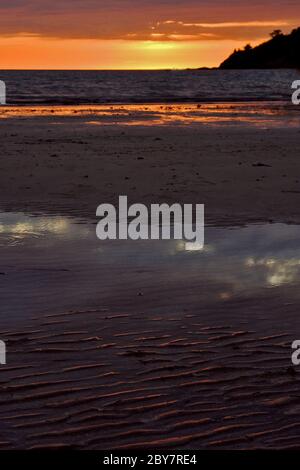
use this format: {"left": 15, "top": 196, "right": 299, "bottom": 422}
{"left": 0, "top": 67, "right": 217, "bottom": 72}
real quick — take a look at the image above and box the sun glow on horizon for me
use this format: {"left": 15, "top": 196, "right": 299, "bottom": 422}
{"left": 0, "top": 36, "right": 264, "bottom": 70}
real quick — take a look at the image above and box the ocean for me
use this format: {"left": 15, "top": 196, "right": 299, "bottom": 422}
{"left": 0, "top": 69, "right": 299, "bottom": 105}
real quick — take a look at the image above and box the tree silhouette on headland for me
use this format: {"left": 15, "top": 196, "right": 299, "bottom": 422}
{"left": 220, "top": 27, "right": 300, "bottom": 69}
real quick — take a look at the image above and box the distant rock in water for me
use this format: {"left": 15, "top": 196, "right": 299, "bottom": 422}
{"left": 220, "top": 28, "right": 300, "bottom": 69}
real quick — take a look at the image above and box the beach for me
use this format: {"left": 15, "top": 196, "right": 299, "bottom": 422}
{"left": 1, "top": 103, "right": 300, "bottom": 225}
{"left": 1, "top": 0, "right": 300, "bottom": 457}
{"left": 1, "top": 102, "right": 300, "bottom": 449}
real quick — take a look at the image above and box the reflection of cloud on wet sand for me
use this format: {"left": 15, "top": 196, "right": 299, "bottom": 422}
{"left": 2, "top": 212, "right": 300, "bottom": 299}
{"left": 0, "top": 218, "right": 69, "bottom": 236}
{"left": 246, "top": 257, "right": 300, "bottom": 287}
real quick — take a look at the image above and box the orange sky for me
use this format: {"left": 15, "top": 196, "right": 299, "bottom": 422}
{"left": 0, "top": 1, "right": 299, "bottom": 69}
{"left": 0, "top": 36, "right": 265, "bottom": 70}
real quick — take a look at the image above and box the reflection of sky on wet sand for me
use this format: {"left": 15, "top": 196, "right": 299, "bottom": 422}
{"left": 0, "top": 103, "right": 299, "bottom": 128}
{"left": 0, "top": 217, "right": 69, "bottom": 237}
{"left": 1, "top": 212, "right": 300, "bottom": 322}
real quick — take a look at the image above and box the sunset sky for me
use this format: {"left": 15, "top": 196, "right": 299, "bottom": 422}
{"left": 0, "top": 0, "right": 299, "bottom": 69}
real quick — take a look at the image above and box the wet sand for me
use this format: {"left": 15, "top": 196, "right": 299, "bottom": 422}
{"left": 1, "top": 104, "right": 300, "bottom": 450}
{"left": 1, "top": 297, "right": 300, "bottom": 450}
{"left": 0, "top": 103, "right": 300, "bottom": 225}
